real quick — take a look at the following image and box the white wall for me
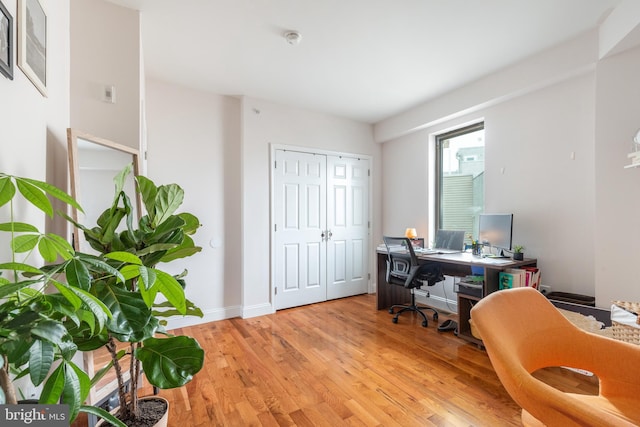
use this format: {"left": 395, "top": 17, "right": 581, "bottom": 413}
{"left": 595, "top": 45, "right": 640, "bottom": 305}
{"left": 0, "top": 0, "right": 70, "bottom": 236}
{"left": 70, "top": 0, "right": 140, "bottom": 148}
{"left": 241, "top": 97, "right": 381, "bottom": 317}
{"left": 379, "top": 30, "right": 640, "bottom": 307}
{"left": 144, "top": 79, "right": 243, "bottom": 327}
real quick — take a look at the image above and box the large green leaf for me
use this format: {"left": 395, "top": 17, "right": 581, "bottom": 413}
{"left": 37, "top": 236, "right": 60, "bottom": 263}
{"left": 29, "top": 339, "right": 54, "bottom": 385}
{"left": 31, "top": 320, "right": 68, "bottom": 346}
{"left": 138, "top": 267, "right": 158, "bottom": 307}
{"left": 112, "top": 163, "right": 133, "bottom": 203}
{"left": 179, "top": 212, "right": 200, "bottom": 235}
{"left": 15, "top": 179, "right": 53, "bottom": 217}
{"left": 3, "top": 339, "right": 33, "bottom": 365}
{"left": 145, "top": 215, "right": 185, "bottom": 244}
{"left": 65, "top": 259, "right": 91, "bottom": 291}
{"left": 39, "top": 363, "right": 65, "bottom": 404}
{"left": 96, "top": 206, "right": 127, "bottom": 245}
{"left": 43, "top": 233, "right": 75, "bottom": 260}
{"left": 137, "top": 243, "right": 178, "bottom": 257}
{"left": 0, "top": 176, "right": 16, "bottom": 208}
{"left": 52, "top": 281, "right": 82, "bottom": 311}
{"left": 67, "top": 320, "right": 108, "bottom": 352}
{"left": 153, "top": 184, "right": 184, "bottom": 227}
{"left": 11, "top": 234, "right": 39, "bottom": 253}
{"left": 0, "top": 279, "right": 41, "bottom": 299}
{"left": 153, "top": 298, "right": 203, "bottom": 319}
{"left": 96, "top": 284, "right": 154, "bottom": 342}
{"left": 65, "top": 286, "right": 112, "bottom": 332}
{"left": 0, "top": 222, "right": 38, "bottom": 232}
{"left": 153, "top": 270, "right": 186, "bottom": 314}
{"left": 45, "top": 294, "right": 81, "bottom": 326}
{"left": 64, "top": 361, "right": 90, "bottom": 421}
{"left": 161, "top": 235, "right": 202, "bottom": 263}
{"left": 20, "top": 177, "right": 84, "bottom": 213}
{"left": 136, "top": 175, "right": 157, "bottom": 223}
{"left": 75, "top": 255, "right": 125, "bottom": 283}
{"left": 136, "top": 336, "right": 204, "bottom": 389}
{"left": 0, "top": 262, "right": 43, "bottom": 275}
{"left": 106, "top": 251, "right": 142, "bottom": 265}
{"left": 58, "top": 339, "right": 79, "bottom": 362}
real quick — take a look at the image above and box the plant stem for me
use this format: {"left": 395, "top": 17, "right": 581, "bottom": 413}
{"left": 107, "top": 337, "right": 130, "bottom": 420}
{"left": 0, "top": 355, "right": 17, "bottom": 404}
{"left": 128, "top": 342, "right": 139, "bottom": 418}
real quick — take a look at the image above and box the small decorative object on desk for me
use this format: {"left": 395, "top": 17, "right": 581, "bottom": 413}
{"left": 512, "top": 245, "right": 524, "bottom": 261}
{"left": 471, "top": 240, "right": 482, "bottom": 256}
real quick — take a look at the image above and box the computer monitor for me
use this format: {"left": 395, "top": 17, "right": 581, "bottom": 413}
{"left": 478, "top": 213, "right": 513, "bottom": 256}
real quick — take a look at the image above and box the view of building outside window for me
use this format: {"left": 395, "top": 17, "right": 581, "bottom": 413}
{"left": 437, "top": 124, "right": 484, "bottom": 242}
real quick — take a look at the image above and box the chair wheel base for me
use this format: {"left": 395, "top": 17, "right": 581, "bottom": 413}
{"left": 433, "top": 312, "right": 439, "bottom": 321}
{"left": 422, "top": 320, "right": 428, "bottom": 327}
{"left": 388, "top": 308, "right": 394, "bottom": 314}
{"left": 392, "top": 317, "right": 398, "bottom": 324}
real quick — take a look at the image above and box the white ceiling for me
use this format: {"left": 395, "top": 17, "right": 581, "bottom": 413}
{"left": 106, "top": 0, "right": 621, "bottom": 124}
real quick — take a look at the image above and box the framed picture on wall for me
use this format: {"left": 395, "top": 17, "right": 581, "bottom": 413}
{"left": 0, "top": 0, "right": 12, "bottom": 80}
{"left": 18, "top": 0, "right": 46, "bottom": 96}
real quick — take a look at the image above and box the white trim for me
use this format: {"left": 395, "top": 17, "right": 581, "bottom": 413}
{"left": 165, "top": 305, "right": 243, "bottom": 330}
{"left": 242, "top": 303, "right": 275, "bottom": 319}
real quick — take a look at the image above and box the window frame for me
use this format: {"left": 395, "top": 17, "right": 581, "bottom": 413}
{"left": 434, "top": 122, "right": 485, "bottom": 234}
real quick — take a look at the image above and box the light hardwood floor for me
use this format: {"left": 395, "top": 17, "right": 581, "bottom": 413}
{"left": 79, "top": 294, "right": 598, "bottom": 426}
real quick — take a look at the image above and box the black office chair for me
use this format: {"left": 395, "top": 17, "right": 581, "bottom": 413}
{"left": 383, "top": 236, "right": 444, "bottom": 327}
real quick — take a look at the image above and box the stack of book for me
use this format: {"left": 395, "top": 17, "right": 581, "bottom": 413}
{"left": 499, "top": 267, "right": 541, "bottom": 290}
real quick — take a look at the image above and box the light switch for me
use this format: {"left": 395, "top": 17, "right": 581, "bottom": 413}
{"left": 103, "top": 85, "right": 116, "bottom": 103}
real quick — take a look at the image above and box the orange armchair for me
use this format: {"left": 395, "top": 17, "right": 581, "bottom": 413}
{"left": 470, "top": 287, "right": 640, "bottom": 426}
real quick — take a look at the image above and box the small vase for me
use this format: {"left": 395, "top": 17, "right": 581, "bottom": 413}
{"left": 513, "top": 252, "right": 524, "bottom": 261}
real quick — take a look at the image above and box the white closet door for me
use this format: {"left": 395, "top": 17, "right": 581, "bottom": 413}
{"left": 273, "top": 150, "right": 327, "bottom": 310}
{"left": 326, "top": 156, "right": 369, "bottom": 300}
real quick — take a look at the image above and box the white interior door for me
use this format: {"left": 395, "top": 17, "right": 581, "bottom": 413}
{"left": 326, "top": 156, "right": 369, "bottom": 300}
{"left": 273, "top": 149, "right": 370, "bottom": 309}
{"left": 273, "top": 150, "right": 327, "bottom": 310}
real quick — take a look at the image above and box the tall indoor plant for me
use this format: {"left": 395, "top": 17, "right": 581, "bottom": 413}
{"left": 0, "top": 172, "right": 128, "bottom": 426}
{"left": 67, "top": 166, "right": 205, "bottom": 426}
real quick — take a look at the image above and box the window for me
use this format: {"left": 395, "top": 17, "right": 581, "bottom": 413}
{"left": 435, "top": 123, "right": 485, "bottom": 243}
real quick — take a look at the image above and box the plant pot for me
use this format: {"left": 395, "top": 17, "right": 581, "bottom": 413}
{"left": 512, "top": 252, "right": 524, "bottom": 261}
{"left": 96, "top": 396, "right": 169, "bottom": 427}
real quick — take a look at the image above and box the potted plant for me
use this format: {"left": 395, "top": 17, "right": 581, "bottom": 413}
{"left": 0, "top": 172, "right": 128, "bottom": 426}
{"left": 513, "top": 245, "right": 525, "bottom": 261}
{"left": 66, "top": 166, "right": 205, "bottom": 427}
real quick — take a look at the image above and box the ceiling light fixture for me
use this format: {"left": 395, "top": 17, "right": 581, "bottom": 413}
{"left": 284, "top": 31, "right": 302, "bottom": 46}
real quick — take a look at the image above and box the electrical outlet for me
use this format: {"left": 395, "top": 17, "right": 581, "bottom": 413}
{"left": 539, "top": 285, "right": 551, "bottom": 295}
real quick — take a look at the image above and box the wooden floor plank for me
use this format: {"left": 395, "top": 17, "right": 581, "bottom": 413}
{"left": 73, "top": 294, "right": 598, "bottom": 426}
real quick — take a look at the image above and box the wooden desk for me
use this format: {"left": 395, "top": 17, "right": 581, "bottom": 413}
{"left": 376, "top": 250, "right": 537, "bottom": 346}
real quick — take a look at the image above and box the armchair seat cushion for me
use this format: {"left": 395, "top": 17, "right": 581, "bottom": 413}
{"left": 471, "top": 287, "right": 640, "bottom": 427}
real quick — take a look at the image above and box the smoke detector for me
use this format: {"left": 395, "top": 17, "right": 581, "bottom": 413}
{"left": 284, "top": 31, "right": 302, "bottom": 46}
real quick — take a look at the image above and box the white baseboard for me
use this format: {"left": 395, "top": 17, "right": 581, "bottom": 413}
{"left": 165, "top": 305, "right": 243, "bottom": 330}
{"left": 414, "top": 289, "right": 458, "bottom": 314}
{"left": 242, "top": 302, "right": 275, "bottom": 319}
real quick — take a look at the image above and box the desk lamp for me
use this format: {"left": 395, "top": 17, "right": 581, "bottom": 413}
{"left": 405, "top": 228, "right": 417, "bottom": 239}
